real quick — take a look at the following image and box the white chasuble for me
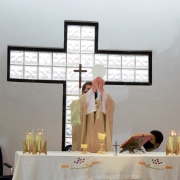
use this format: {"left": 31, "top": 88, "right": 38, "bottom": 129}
{"left": 70, "top": 89, "right": 115, "bottom": 153}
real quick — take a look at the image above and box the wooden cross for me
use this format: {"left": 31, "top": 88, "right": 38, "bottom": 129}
{"left": 73, "top": 64, "right": 87, "bottom": 89}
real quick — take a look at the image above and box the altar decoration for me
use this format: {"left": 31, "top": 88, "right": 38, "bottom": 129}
{"left": 81, "top": 144, "right": 88, "bottom": 154}
{"left": 25, "top": 129, "right": 34, "bottom": 151}
{"left": 166, "top": 130, "right": 176, "bottom": 155}
{"left": 23, "top": 129, "right": 47, "bottom": 155}
{"left": 166, "top": 130, "right": 180, "bottom": 155}
{"left": 97, "top": 133, "right": 106, "bottom": 154}
{"left": 177, "top": 132, "right": 180, "bottom": 155}
{"left": 36, "top": 129, "right": 44, "bottom": 152}
{"left": 112, "top": 141, "right": 119, "bottom": 156}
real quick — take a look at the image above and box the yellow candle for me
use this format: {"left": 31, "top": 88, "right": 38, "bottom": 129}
{"left": 26, "top": 134, "right": 34, "bottom": 141}
{"left": 178, "top": 136, "right": 180, "bottom": 143}
{"left": 169, "top": 136, "right": 176, "bottom": 144}
{"left": 26, "top": 133, "right": 34, "bottom": 150}
{"left": 178, "top": 132, "right": 180, "bottom": 143}
{"left": 36, "top": 134, "right": 44, "bottom": 151}
{"left": 168, "top": 130, "right": 176, "bottom": 150}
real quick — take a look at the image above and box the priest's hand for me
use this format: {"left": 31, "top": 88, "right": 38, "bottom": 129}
{"left": 98, "top": 77, "right": 105, "bottom": 94}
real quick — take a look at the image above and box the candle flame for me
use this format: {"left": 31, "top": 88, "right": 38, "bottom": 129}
{"left": 169, "top": 130, "right": 176, "bottom": 136}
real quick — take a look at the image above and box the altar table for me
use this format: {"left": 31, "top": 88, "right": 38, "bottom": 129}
{"left": 12, "top": 151, "right": 180, "bottom": 180}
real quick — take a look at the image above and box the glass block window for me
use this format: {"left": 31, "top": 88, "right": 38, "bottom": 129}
{"left": 7, "top": 21, "right": 152, "bottom": 150}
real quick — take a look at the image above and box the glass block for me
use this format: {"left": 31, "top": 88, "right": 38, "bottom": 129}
{"left": 108, "top": 69, "right": 121, "bottom": 81}
{"left": 81, "top": 26, "right": 95, "bottom": 40}
{"left": 136, "top": 56, "right": 149, "bottom": 69}
{"left": 66, "top": 95, "right": 79, "bottom": 109}
{"left": 10, "top": 51, "right": 23, "bottom": 65}
{"left": 122, "top": 69, "right": 135, "bottom": 82}
{"left": 81, "top": 68, "right": 93, "bottom": 81}
{"left": 66, "top": 110, "right": 71, "bottom": 123}
{"left": 66, "top": 124, "right": 72, "bottom": 137}
{"left": 67, "top": 40, "right": 80, "bottom": 53}
{"left": 53, "top": 67, "right": 65, "bottom": 80}
{"left": 108, "top": 55, "right": 121, "bottom": 68}
{"left": 53, "top": 53, "right": 66, "bottom": 66}
{"left": 24, "top": 52, "right": 38, "bottom": 65}
{"left": 67, "top": 68, "right": 79, "bottom": 80}
{"left": 81, "top": 40, "right": 94, "bottom": 53}
{"left": 102, "top": 69, "right": 107, "bottom": 81}
{"left": 67, "top": 53, "right": 80, "bottom": 66}
{"left": 67, "top": 81, "right": 80, "bottom": 95}
{"left": 81, "top": 54, "right": 94, "bottom": 67}
{"left": 95, "top": 54, "right": 107, "bottom": 67}
{"left": 38, "top": 67, "right": 52, "bottom": 80}
{"left": 24, "top": 66, "right": 37, "bottom": 79}
{"left": 10, "top": 65, "right": 23, "bottom": 79}
{"left": 81, "top": 81, "right": 85, "bottom": 89}
{"left": 67, "top": 25, "right": 80, "bottom": 39}
{"left": 39, "top": 52, "right": 52, "bottom": 66}
{"left": 122, "top": 55, "right": 135, "bottom": 69}
{"left": 65, "top": 138, "right": 72, "bottom": 146}
{"left": 135, "top": 70, "right": 148, "bottom": 82}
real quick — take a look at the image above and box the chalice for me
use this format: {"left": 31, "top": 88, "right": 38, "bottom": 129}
{"left": 98, "top": 133, "right": 106, "bottom": 154}
{"left": 81, "top": 144, "right": 88, "bottom": 154}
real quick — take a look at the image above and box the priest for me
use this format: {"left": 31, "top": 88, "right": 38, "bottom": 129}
{"left": 70, "top": 77, "right": 115, "bottom": 153}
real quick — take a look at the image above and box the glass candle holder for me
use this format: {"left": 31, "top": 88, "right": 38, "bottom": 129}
{"left": 36, "top": 129, "right": 44, "bottom": 152}
{"left": 168, "top": 130, "right": 176, "bottom": 154}
{"left": 177, "top": 132, "right": 180, "bottom": 155}
{"left": 178, "top": 132, "right": 180, "bottom": 143}
{"left": 26, "top": 129, "right": 34, "bottom": 151}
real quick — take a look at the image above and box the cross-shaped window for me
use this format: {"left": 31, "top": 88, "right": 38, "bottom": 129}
{"left": 7, "top": 20, "right": 152, "bottom": 150}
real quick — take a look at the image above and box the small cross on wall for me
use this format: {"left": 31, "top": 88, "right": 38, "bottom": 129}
{"left": 73, "top": 64, "right": 87, "bottom": 88}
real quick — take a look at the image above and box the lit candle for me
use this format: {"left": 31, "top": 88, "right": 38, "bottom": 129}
{"left": 169, "top": 130, "right": 176, "bottom": 149}
{"left": 26, "top": 130, "right": 34, "bottom": 150}
{"left": 36, "top": 129, "right": 44, "bottom": 151}
{"left": 178, "top": 132, "right": 180, "bottom": 143}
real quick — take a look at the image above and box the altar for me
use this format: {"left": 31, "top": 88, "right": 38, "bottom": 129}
{"left": 12, "top": 151, "right": 180, "bottom": 180}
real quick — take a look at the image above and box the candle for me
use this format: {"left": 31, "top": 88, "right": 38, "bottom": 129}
{"left": 36, "top": 129, "right": 44, "bottom": 151}
{"left": 26, "top": 130, "right": 34, "bottom": 150}
{"left": 169, "top": 130, "right": 176, "bottom": 150}
{"left": 178, "top": 132, "right": 180, "bottom": 143}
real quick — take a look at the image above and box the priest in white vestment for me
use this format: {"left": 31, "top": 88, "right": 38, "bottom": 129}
{"left": 70, "top": 77, "right": 115, "bottom": 153}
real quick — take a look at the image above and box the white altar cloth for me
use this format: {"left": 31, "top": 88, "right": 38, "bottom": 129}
{"left": 12, "top": 151, "right": 180, "bottom": 180}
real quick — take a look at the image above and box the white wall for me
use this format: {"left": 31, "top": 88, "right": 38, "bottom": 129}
{"left": 1, "top": 0, "right": 180, "bottom": 174}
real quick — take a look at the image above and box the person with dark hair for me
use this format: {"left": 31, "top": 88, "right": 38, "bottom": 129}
{"left": 143, "top": 130, "right": 164, "bottom": 152}
{"left": 82, "top": 81, "right": 92, "bottom": 93}
{"left": 70, "top": 77, "right": 115, "bottom": 153}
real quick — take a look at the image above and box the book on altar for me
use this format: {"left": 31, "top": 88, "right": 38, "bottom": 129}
{"left": 120, "top": 133, "right": 153, "bottom": 148}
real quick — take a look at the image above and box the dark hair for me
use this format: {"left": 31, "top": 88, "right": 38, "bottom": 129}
{"left": 82, "top": 81, "right": 92, "bottom": 93}
{"left": 150, "top": 130, "right": 164, "bottom": 144}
